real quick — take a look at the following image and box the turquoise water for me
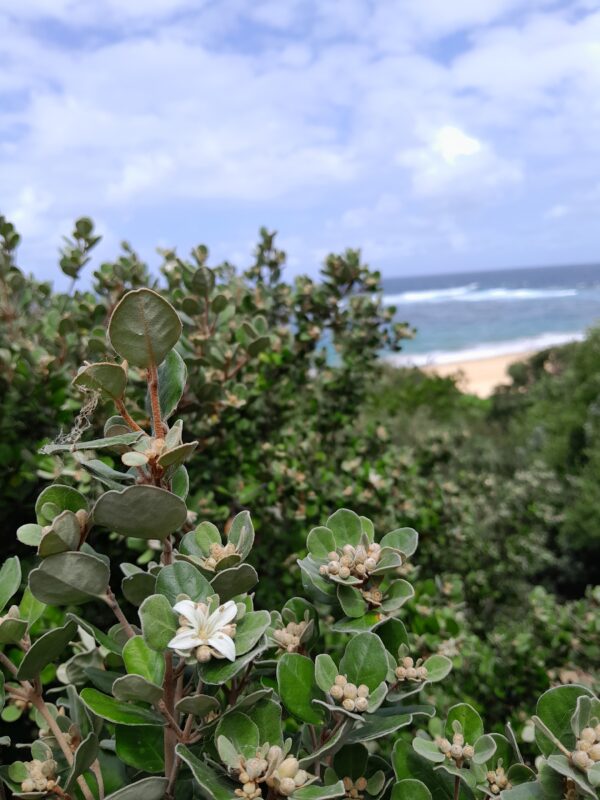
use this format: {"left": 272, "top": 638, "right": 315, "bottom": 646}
{"left": 383, "top": 264, "right": 600, "bottom": 364}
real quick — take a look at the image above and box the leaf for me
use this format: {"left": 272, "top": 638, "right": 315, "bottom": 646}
{"left": 122, "top": 635, "right": 165, "bottom": 684}
{"left": 156, "top": 561, "right": 213, "bottom": 605}
{"left": 17, "top": 620, "right": 77, "bottom": 679}
{"left": 38, "top": 510, "right": 81, "bottom": 557}
{"left": 93, "top": 485, "right": 187, "bottom": 540}
{"left": 380, "top": 528, "right": 419, "bottom": 556}
{"left": 422, "top": 655, "right": 453, "bottom": 683}
{"left": 67, "top": 612, "right": 123, "bottom": 655}
{"left": 80, "top": 688, "right": 164, "bottom": 726}
{"left": 332, "top": 744, "right": 369, "bottom": 781}
{"left": 104, "top": 777, "right": 169, "bottom": 800}
{"left": 337, "top": 584, "right": 368, "bottom": 618}
{"left": 315, "top": 653, "right": 339, "bottom": 694}
{"left": 412, "top": 737, "right": 446, "bottom": 763}
{"left": 171, "top": 465, "right": 189, "bottom": 500}
{"left": 535, "top": 685, "right": 593, "bottom": 757}
{"left": 445, "top": 703, "right": 484, "bottom": 744}
{"left": 152, "top": 349, "right": 187, "bottom": 420}
{"left": 380, "top": 580, "right": 414, "bottom": 612}
{"left": 139, "top": 593, "right": 177, "bottom": 651}
{"left": 122, "top": 571, "right": 156, "bottom": 606}
{"left": 473, "top": 734, "right": 497, "bottom": 765}
{"left": 176, "top": 744, "right": 234, "bottom": 800}
{"left": 392, "top": 739, "right": 455, "bottom": 798}
{"left": 227, "top": 511, "right": 255, "bottom": 560}
{"left": 0, "top": 618, "right": 27, "bottom": 644}
{"left": 16, "top": 523, "right": 43, "bottom": 547}
{"left": 40, "top": 432, "right": 144, "bottom": 455}
{"left": 0, "top": 556, "right": 21, "bottom": 614}
{"left": 112, "top": 674, "right": 163, "bottom": 704}
{"left": 339, "top": 632, "right": 388, "bottom": 691}
{"left": 391, "top": 779, "right": 433, "bottom": 800}
{"left": 377, "top": 618, "right": 409, "bottom": 657}
{"left": 298, "top": 720, "right": 353, "bottom": 769}
{"left": 277, "top": 653, "right": 324, "bottom": 724}
{"left": 158, "top": 442, "right": 198, "bottom": 469}
{"left": 251, "top": 698, "right": 283, "bottom": 746}
{"left": 199, "top": 644, "right": 267, "bottom": 685}
{"left": 307, "top": 526, "right": 337, "bottom": 558}
{"left": 19, "top": 587, "right": 46, "bottom": 626}
{"left": 175, "top": 695, "right": 220, "bottom": 717}
{"left": 546, "top": 755, "right": 597, "bottom": 798}
{"left": 29, "top": 552, "right": 110, "bottom": 605}
{"left": 235, "top": 610, "right": 271, "bottom": 656}
{"left": 346, "top": 713, "right": 412, "bottom": 743}
{"left": 211, "top": 563, "right": 258, "bottom": 602}
{"left": 34, "top": 484, "right": 87, "bottom": 525}
{"left": 73, "top": 362, "right": 127, "bottom": 400}
{"left": 215, "top": 711, "right": 259, "bottom": 758}
{"left": 115, "top": 725, "right": 164, "bottom": 773}
{"left": 294, "top": 781, "right": 346, "bottom": 799}
{"left": 64, "top": 732, "right": 99, "bottom": 792}
{"left": 108, "top": 288, "right": 182, "bottom": 367}
{"left": 326, "top": 509, "right": 362, "bottom": 547}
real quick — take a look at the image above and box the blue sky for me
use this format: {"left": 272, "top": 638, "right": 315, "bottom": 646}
{"left": 1, "top": 0, "right": 600, "bottom": 286}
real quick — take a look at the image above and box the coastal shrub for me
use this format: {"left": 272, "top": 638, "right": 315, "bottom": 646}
{"left": 1, "top": 288, "right": 598, "bottom": 800}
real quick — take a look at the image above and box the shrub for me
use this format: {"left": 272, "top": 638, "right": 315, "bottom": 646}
{"left": 1, "top": 287, "right": 598, "bottom": 800}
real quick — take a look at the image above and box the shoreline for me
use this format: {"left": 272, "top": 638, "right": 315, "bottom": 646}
{"left": 419, "top": 351, "right": 537, "bottom": 398}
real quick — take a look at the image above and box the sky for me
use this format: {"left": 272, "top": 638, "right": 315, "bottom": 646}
{"left": 1, "top": 0, "right": 600, "bottom": 286}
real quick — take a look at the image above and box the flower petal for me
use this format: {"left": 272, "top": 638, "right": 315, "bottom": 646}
{"left": 173, "top": 599, "right": 203, "bottom": 627}
{"left": 168, "top": 631, "right": 204, "bottom": 651}
{"left": 208, "top": 632, "right": 236, "bottom": 662}
{"left": 207, "top": 600, "right": 237, "bottom": 634}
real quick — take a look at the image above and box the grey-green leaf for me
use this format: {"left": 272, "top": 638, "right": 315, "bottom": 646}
{"left": 93, "top": 485, "right": 187, "bottom": 540}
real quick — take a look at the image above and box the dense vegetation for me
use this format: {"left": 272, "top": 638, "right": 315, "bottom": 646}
{"left": 0, "top": 216, "right": 598, "bottom": 797}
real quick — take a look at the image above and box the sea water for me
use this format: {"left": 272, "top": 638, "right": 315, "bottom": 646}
{"left": 383, "top": 263, "right": 600, "bottom": 365}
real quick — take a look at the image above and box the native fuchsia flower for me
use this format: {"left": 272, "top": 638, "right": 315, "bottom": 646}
{"left": 168, "top": 599, "right": 237, "bottom": 662}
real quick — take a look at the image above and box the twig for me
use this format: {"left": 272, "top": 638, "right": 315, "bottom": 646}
{"left": 115, "top": 399, "right": 144, "bottom": 433}
{"left": 0, "top": 649, "right": 18, "bottom": 677}
{"left": 104, "top": 588, "right": 135, "bottom": 639}
{"left": 453, "top": 774, "right": 461, "bottom": 800}
{"left": 147, "top": 364, "right": 163, "bottom": 436}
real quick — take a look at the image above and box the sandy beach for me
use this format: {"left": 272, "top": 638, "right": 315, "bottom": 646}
{"left": 421, "top": 351, "right": 537, "bottom": 398}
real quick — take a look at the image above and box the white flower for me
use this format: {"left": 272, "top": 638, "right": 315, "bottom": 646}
{"left": 168, "top": 599, "right": 237, "bottom": 662}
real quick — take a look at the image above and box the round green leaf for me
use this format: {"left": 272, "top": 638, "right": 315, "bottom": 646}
{"left": 422, "top": 655, "right": 453, "bottom": 683}
{"left": 73, "top": 362, "right": 127, "bottom": 400}
{"left": 210, "top": 563, "right": 258, "bottom": 602}
{"left": 326, "top": 509, "right": 362, "bottom": 547}
{"left": 0, "top": 557, "right": 21, "bottom": 614}
{"left": 112, "top": 674, "right": 163, "bottom": 704}
{"left": 80, "top": 688, "right": 163, "bottom": 726}
{"left": 93, "top": 485, "right": 187, "bottom": 540}
{"left": 104, "top": 777, "right": 169, "bottom": 800}
{"left": 146, "top": 349, "right": 187, "bottom": 421}
{"left": 445, "top": 703, "right": 484, "bottom": 744}
{"left": 108, "top": 288, "right": 182, "bottom": 368}
{"left": 35, "top": 484, "right": 87, "bottom": 525}
{"left": 391, "top": 779, "right": 433, "bottom": 800}
{"left": 17, "top": 620, "right": 77, "bottom": 679}
{"left": 123, "top": 635, "right": 165, "bottom": 684}
{"left": 115, "top": 725, "right": 164, "bottom": 773}
{"left": 234, "top": 610, "right": 270, "bottom": 655}
{"left": 535, "top": 684, "right": 593, "bottom": 756}
{"left": 277, "top": 653, "right": 324, "bottom": 724}
{"left": 307, "top": 526, "right": 336, "bottom": 558}
{"left": 156, "top": 561, "right": 213, "bottom": 606}
{"left": 380, "top": 528, "right": 419, "bottom": 556}
{"left": 339, "top": 632, "right": 388, "bottom": 691}
{"left": 139, "top": 593, "right": 177, "bottom": 652}
{"left": 29, "top": 552, "right": 110, "bottom": 605}
{"left": 215, "top": 711, "right": 259, "bottom": 758}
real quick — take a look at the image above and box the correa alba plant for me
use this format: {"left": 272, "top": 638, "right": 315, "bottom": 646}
{"left": 0, "top": 289, "right": 597, "bottom": 800}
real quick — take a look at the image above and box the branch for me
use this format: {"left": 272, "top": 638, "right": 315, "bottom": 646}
{"left": 147, "top": 364, "right": 163, "bottom": 437}
{"left": 0, "top": 649, "right": 18, "bottom": 677}
{"left": 103, "top": 588, "right": 135, "bottom": 639}
{"left": 115, "top": 398, "right": 144, "bottom": 432}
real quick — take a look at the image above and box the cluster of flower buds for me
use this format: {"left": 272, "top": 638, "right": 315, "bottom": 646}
{"left": 20, "top": 759, "right": 58, "bottom": 794}
{"left": 342, "top": 776, "right": 368, "bottom": 799}
{"left": 202, "top": 541, "right": 239, "bottom": 571}
{"left": 273, "top": 620, "right": 310, "bottom": 654}
{"left": 571, "top": 724, "right": 600, "bottom": 772}
{"left": 435, "top": 732, "right": 474, "bottom": 765}
{"left": 395, "top": 656, "right": 428, "bottom": 683}
{"left": 329, "top": 674, "right": 369, "bottom": 713}
{"left": 486, "top": 764, "right": 511, "bottom": 795}
{"left": 234, "top": 748, "right": 313, "bottom": 799}
{"left": 319, "top": 542, "right": 385, "bottom": 582}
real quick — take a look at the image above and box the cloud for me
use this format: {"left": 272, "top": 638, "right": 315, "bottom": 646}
{"left": 0, "top": 1, "right": 599, "bottom": 280}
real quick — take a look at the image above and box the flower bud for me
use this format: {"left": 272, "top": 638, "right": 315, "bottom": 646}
{"left": 21, "top": 780, "right": 35, "bottom": 793}
{"left": 453, "top": 732, "right": 464, "bottom": 746}
{"left": 438, "top": 738, "right": 452, "bottom": 754}
{"left": 342, "top": 545, "right": 354, "bottom": 555}
{"left": 278, "top": 757, "right": 299, "bottom": 778}
{"left": 581, "top": 727, "right": 596, "bottom": 743}
{"left": 406, "top": 667, "right": 417, "bottom": 680}
{"left": 339, "top": 566, "right": 351, "bottom": 579}
{"left": 294, "top": 769, "right": 309, "bottom": 786}
{"left": 196, "top": 645, "right": 212, "bottom": 662}
{"left": 279, "top": 777, "right": 296, "bottom": 796}
{"left": 395, "top": 666, "right": 407, "bottom": 680}
{"left": 239, "top": 771, "right": 250, "bottom": 784}
{"left": 450, "top": 744, "right": 463, "bottom": 759}
{"left": 357, "top": 684, "right": 369, "bottom": 697}
{"left": 463, "top": 745, "right": 474, "bottom": 759}
{"left": 355, "top": 697, "right": 368, "bottom": 712}
{"left": 335, "top": 674, "right": 347, "bottom": 686}
{"left": 327, "top": 552, "right": 339, "bottom": 561}
{"left": 364, "top": 557, "right": 377, "bottom": 571}
{"left": 328, "top": 561, "right": 340, "bottom": 575}
{"left": 243, "top": 782, "right": 257, "bottom": 795}
{"left": 589, "top": 744, "right": 600, "bottom": 761}
{"left": 343, "top": 777, "right": 353, "bottom": 790}
{"left": 355, "top": 777, "right": 368, "bottom": 791}
{"left": 572, "top": 750, "right": 591, "bottom": 770}
{"left": 402, "top": 657, "right": 414, "bottom": 668}
{"left": 245, "top": 758, "right": 266, "bottom": 780}
{"left": 343, "top": 683, "right": 358, "bottom": 699}
{"left": 330, "top": 685, "right": 344, "bottom": 700}
{"left": 319, "top": 565, "right": 328, "bottom": 576}
{"left": 342, "top": 698, "right": 356, "bottom": 711}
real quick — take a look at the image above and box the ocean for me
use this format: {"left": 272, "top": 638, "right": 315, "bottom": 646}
{"left": 382, "top": 263, "right": 600, "bottom": 365}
